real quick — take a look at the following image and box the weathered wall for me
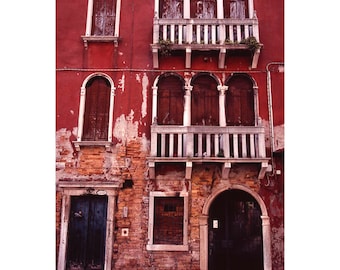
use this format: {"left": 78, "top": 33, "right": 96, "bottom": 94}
{"left": 56, "top": 0, "right": 284, "bottom": 269}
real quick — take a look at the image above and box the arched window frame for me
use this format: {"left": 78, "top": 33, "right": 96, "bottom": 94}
{"left": 188, "top": 72, "right": 223, "bottom": 126}
{"left": 152, "top": 72, "right": 185, "bottom": 125}
{"left": 225, "top": 73, "right": 260, "bottom": 126}
{"left": 74, "top": 73, "right": 116, "bottom": 151}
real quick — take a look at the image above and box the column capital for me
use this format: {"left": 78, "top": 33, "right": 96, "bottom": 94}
{"left": 185, "top": 85, "right": 193, "bottom": 92}
{"left": 217, "top": 85, "right": 228, "bottom": 93}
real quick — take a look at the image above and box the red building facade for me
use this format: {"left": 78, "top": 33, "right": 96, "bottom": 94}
{"left": 56, "top": 0, "right": 284, "bottom": 269}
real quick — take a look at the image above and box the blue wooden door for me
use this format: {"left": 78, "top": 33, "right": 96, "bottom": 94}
{"left": 66, "top": 195, "right": 108, "bottom": 270}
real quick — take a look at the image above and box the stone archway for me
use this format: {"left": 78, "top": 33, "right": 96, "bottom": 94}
{"left": 199, "top": 184, "right": 272, "bottom": 270}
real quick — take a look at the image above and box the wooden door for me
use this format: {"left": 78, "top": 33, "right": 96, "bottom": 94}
{"left": 66, "top": 195, "right": 108, "bottom": 270}
{"left": 208, "top": 190, "right": 263, "bottom": 270}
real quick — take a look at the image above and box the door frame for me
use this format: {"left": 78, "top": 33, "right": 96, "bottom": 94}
{"left": 57, "top": 183, "right": 118, "bottom": 270}
{"left": 199, "top": 183, "right": 272, "bottom": 270}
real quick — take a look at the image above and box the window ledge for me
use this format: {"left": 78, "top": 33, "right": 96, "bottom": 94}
{"left": 81, "top": 35, "right": 119, "bottom": 48}
{"left": 73, "top": 141, "right": 112, "bottom": 152}
{"left": 146, "top": 244, "right": 189, "bottom": 251}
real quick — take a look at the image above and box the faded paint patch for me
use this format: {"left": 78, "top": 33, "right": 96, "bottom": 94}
{"left": 56, "top": 128, "right": 74, "bottom": 161}
{"left": 141, "top": 133, "right": 150, "bottom": 153}
{"left": 118, "top": 74, "right": 125, "bottom": 93}
{"left": 274, "top": 124, "right": 284, "bottom": 151}
{"left": 72, "top": 127, "right": 78, "bottom": 137}
{"left": 262, "top": 120, "right": 284, "bottom": 151}
{"left": 113, "top": 111, "right": 139, "bottom": 143}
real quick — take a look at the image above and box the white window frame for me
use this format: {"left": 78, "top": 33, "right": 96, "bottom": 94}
{"left": 73, "top": 72, "right": 116, "bottom": 151}
{"left": 82, "top": 0, "right": 122, "bottom": 47}
{"left": 154, "top": 0, "right": 254, "bottom": 19}
{"left": 147, "top": 191, "right": 189, "bottom": 251}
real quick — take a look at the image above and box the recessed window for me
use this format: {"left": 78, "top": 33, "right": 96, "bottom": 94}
{"left": 147, "top": 192, "right": 188, "bottom": 251}
{"left": 225, "top": 74, "right": 255, "bottom": 126}
{"left": 157, "top": 73, "right": 184, "bottom": 125}
{"left": 153, "top": 197, "right": 184, "bottom": 245}
{"left": 191, "top": 73, "right": 219, "bottom": 126}
{"left": 83, "top": 77, "right": 111, "bottom": 141}
{"left": 82, "top": 0, "right": 121, "bottom": 47}
{"left": 74, "top": 73, "right": 116, "bottom": 151}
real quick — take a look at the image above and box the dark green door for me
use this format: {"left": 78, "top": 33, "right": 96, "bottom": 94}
{"left": 66, "top": 195, "right": 108, "bottom": 270}
{"left": 208, "top": 190, "right": 263, "bottom": 270}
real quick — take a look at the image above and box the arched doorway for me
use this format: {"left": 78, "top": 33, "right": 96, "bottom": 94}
{"left": 208, "top": 189, "right": 263, "bottom": 270}
{"left": 200, "top": 185, "right": 272, "bottom": 270}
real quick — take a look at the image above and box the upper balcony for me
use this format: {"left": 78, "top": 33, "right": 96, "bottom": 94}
{"left": 151, "top": 15, "right": 261, "bottom": 69}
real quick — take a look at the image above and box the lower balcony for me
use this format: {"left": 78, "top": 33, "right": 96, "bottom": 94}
{"left": 147, "top": 125, "right": 269, "bottom": 180}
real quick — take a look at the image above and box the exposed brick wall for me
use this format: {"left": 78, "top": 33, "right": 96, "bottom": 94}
{"left": 56, "top": 136, "right": 284, "bottom": 269}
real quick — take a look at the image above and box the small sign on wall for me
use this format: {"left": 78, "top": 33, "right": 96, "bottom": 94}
{"left": 213, "top": 219, "right": 218, "bottom": 229}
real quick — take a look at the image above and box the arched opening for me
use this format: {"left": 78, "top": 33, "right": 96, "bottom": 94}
{"left": 225, "top": 74, "right": 256, "bottom": 126}
{"left": 157, "top": 73, "right": 185, "bottom": 125}
{"left": 191, "top": 73, "right": 219, "bottom": 126}
{"left": 208, "top": 189, "right": 263, "bottom": 270}
{"left": 83, "top": 76, "right": 111, "bottom": 141}
{"left": 200, "top": 185, "right": 272, "bottom": 270}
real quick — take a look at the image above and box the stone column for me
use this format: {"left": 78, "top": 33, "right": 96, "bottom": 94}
{"left": 199, "top": 215, "right": 209, "bottom": 270}
{"left": 218, "top": 85, "right": 227, "bottom": 127}
{"left": 152, "top": 86, "right": 158, "bottom": 124}
{"left": 183, "top": 85, "right": 192, "bottom": 126}
{"left": 261, "top": 215, "right": 272, "bottom": 270}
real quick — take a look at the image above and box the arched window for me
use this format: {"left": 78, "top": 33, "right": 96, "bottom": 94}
{"left": 83, "top": 77, "right": 111, "bottom": 140}
{"left": 75, "top": 73, "right": 115, "bottom": 148}
{"left": 191, "top": 73, "right": 219, "bottom": 126}
{"left": 157, "top": 73, "right": 185, "bottom": 125}
{"left": 225, "top": 74, "right": 255, "bottom": 126}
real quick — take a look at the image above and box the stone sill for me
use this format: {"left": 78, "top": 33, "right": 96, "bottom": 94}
{"left": 146, "top": 244, "right": 189, "bottom": 252}
{"left": 73, "top": 140, "right": 112, "bottom": 152}
{"left": 81, "top": 35, "right": 119, "bottom": 48}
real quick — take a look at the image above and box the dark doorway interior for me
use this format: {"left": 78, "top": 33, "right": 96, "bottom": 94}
{"left": 208, "top": 189, "right": 263, "bottom": 270}
{"left": 66, "top": 195, "right": 108, "bottom": 270}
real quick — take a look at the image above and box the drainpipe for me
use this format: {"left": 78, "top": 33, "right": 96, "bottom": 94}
{"left": 266, "top": 62, "right": 284, "bottom": 175}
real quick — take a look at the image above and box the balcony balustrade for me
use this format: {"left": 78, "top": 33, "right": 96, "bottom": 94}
{"left": 151, "top": 17, "right": 261, "bottom": 68}
{"left": 148, "top": 125, "right": 269, "bottom": 180}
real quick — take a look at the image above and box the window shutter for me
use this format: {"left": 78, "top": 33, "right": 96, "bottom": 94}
{"left": 191, "top": 75, "right": 219, "bottom": 126}
{"left": 226, "top": 75, "right": 254, "bottom": 126}
{"left": 83, "top": 77, "right": 111, "bottom": 141}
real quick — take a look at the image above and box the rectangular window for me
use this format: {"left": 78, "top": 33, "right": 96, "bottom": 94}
{"left": 92, "top": 0, "right": 116, "bottom": 36}
{"left": 153, "top": 197, "right": 184, "bottom": 245}
{"left": 147, "top": 192, "right": 188, "bottom": 251}
{"left": 82, "top": 0, "right": 121, "bottom": 47}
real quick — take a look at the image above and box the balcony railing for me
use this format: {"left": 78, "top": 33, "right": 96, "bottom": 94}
{"left": 151, "top": 17, "right": 261, "bottom": 68}
{"left": 150, "top": 125, "right": 266, "bottom": 159}
{"left": 153, "top": 18, "right": 259, "bottom": 45}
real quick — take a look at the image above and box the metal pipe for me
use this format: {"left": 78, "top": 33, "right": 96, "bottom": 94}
{"left": 266, "top": 61, "right": 284, "bottom": 173}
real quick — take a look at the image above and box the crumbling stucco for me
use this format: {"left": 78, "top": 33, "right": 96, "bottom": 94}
{"left": 135, "top": 73, "right": 149, "bottom": 119}
{"left": 262, "top": 119, "right": 284, "bottom": 151}
{"left": 113, "top": 111, "right": 139, "bottom": 143}
{"left": 118, "top": 74, "right": 125, "bottom": 93}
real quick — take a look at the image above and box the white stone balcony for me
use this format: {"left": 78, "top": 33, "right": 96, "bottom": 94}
{"left": 147, "top": 125, "right": 269, "bottom": 180}
{"left": 151, "top": 16, "right": 261, "bottom": 69}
